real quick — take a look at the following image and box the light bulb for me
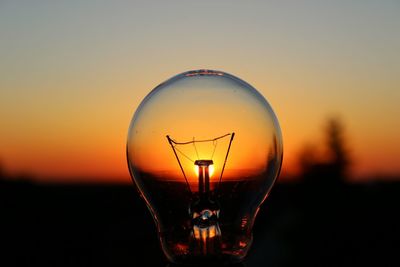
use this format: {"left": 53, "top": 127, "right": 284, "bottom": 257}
{"left": 126, "top": 70, "right": 283, "bottom": 265}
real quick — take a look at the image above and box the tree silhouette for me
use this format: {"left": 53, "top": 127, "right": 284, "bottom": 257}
{"left": 299, "top": 117, "right": 351, "bottom": 184}
{"left": 325, "top": 117, "right": 350, "bottom": 179}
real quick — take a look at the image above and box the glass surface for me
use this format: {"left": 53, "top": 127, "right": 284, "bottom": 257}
{"left": 127, "top": 70, "right": 283, "bottom": 265}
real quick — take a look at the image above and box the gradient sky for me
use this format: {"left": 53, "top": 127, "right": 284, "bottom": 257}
{"left": 1, "top": 1, "right": 399, "bottom": 183}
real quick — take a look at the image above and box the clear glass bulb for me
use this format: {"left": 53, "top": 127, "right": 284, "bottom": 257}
{"left": 126, "top": 70, "right": 283, "bottom": 265}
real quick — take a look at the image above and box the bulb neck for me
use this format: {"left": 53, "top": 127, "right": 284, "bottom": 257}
{"left": 189, "top": 193, "right": 221, "bottom": 256}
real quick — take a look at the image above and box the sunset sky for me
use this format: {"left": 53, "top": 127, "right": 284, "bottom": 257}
{"left": 1, "top": 1, "right": 399, "bottom": 183}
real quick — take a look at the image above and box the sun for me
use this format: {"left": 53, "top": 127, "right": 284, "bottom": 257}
{"left": 194, "top": 163, "right": 215, "bottom": 178}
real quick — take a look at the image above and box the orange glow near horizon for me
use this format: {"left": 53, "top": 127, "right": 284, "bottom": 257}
{"left": 130, "top": 132, "right": 271, "bottom": 182}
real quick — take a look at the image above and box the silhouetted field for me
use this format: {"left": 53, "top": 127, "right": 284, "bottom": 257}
{"left": 0, "top": 178, "right": 399, "bottom": 267}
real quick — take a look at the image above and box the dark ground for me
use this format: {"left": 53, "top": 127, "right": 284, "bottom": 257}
{"left": 0, "top": 178, "right": 399, "bottom": 267}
